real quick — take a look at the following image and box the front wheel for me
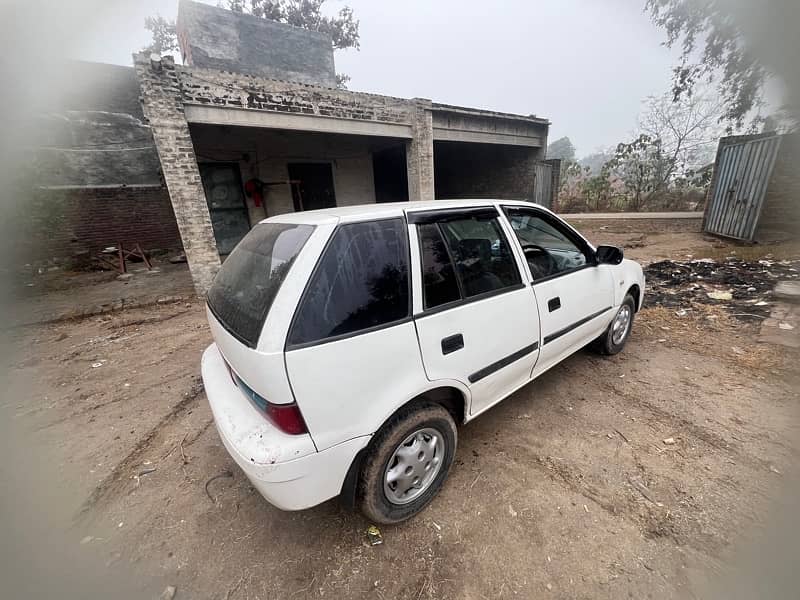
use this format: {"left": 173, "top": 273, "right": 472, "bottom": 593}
{"left": 591, "top": 294, "right": 635, "bottom": 355}
{"left": 358, "top": 402, "right": 457, "bottom": 524}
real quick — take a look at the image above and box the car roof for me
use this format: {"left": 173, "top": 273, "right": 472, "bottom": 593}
{"left": 262, "top": 199, "right": 555, "bottom": 226}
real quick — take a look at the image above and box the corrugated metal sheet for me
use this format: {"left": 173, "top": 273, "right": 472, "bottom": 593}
{"left": 705, "top": 135, "right": 782, "bottom": 241}
{"left": 533, "top": 162, "right": 552, "bottom": 208}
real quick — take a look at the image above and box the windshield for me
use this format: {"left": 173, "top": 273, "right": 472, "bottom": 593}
{"left": 207, "top": 223, "right": 315, "bottom": 347}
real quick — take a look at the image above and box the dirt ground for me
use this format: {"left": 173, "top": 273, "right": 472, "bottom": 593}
{"left": 3, "top": 228, "right": 800, "bottom": 599}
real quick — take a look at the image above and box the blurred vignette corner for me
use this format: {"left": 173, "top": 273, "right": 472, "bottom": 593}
{"left": 0, "top": 0, "right": 798, "bottom": 598}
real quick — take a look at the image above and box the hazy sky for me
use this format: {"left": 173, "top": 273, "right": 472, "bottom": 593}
{"left": 71, "top": 0, "right": 682, "bottom": 156}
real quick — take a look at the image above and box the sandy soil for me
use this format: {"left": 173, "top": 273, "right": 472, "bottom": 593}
{"left": 3, "top": 231, "right": 800, "bottom": 599}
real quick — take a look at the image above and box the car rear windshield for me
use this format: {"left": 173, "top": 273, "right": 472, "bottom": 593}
{"left": 207, "top": 223, "right": 314, "bottom": 348}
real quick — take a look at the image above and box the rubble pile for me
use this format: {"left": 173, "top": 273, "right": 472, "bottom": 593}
{"left": 643, "top": 257, "right": 800, "bottom": 320}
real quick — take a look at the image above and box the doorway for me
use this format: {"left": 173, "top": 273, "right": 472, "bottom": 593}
{"left": 288, "top": 162, "right": 336, "bottom": 211}
{"left": 198, "top": 163, "right": 251, "bottom": 255}
{"left": 372, "top": 145, "right": 409, "bottom": 203}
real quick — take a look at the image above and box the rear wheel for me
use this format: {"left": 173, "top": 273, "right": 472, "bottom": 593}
{"left": 591, "top": 294, "right": 635, "bottom": 355}
{"left": 358, "top": 402, "right": 457, "bottom": 524}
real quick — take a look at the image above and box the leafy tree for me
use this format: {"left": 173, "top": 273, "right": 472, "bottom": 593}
{"left": 143, "top": 1, "right": 360, "bottom": 88}
{"left": 605, "top": 134, "right": 668, "bottom": 212}
{"left": 645, "top": 0, "right": 765, "bottom": 128}
{"left": 227, "top": 1, "right": 359, "bottom": 51}
{"left": 546, "top": 136, "right": 576, "bottom": 161}
{"left": 143, "top": 15, "right": 180, "bottom": 56}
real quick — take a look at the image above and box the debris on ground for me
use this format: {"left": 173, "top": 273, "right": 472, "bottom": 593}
{"left": 663, "top": 437, "right": 676, "bottom": 445}
{"left": 707, "top": 291, "right": 732, "bottom": 301}
{"left": 644, "top": 258, "right": 800, "bottom": 321}
{"left": 159, "top": 585, "right": 177, "bottom": 600}
{"left": 204, "top": 470, "right": 234, "bottom": 503}
{"left": 366, "top": 525, "right": 383, "bottom": 546}
{"left": 628, "top": 477, "right": 663, "bottom": 507}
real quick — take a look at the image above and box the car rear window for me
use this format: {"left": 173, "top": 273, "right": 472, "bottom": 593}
{"left": 207, "top": 223, "right": 314, "bottom": 348}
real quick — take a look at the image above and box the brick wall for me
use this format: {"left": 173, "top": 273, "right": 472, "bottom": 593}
{"left": 23, "top": 186, "right": 182, "bottom": 263}
{"left": 135, "top": 54, "right": 221, "bottom": 295}
{"left": 179, "top": 66, "right": 416, "bottom": 124}
{"left": 177, "top": 0, "right": 336, "bottom": 87}
{"left": 757, "top": 132, "right": 800, "bottom": 240}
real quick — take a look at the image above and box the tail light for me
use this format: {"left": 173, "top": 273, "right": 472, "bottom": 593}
{"left": 225, "top": 360, "right": 308, "bottom": 435}
{"left": 263, "top": 402, "right": 308, "bottom": 435}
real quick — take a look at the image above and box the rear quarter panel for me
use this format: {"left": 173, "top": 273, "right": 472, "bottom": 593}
{"left": 284, "top": 321, "right": 433, "bottom": 451}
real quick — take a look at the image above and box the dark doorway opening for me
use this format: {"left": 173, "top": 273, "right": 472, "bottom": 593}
{"left": 288, "top": 162, "right": 336, "bottom": 211}
{"left": 433, "top": 141, "right": 538, "bottom": 201}
{"left": 372, "top": 145, "right": 409, "bottom": 203}
{"left": 198, "top": 162, "right": 251, "bottom": 255}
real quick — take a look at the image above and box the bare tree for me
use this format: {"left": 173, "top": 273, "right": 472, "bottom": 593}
{"left": 606, "top": 88, "right": 727, "bottom": 211}
{"left": 638, "top": 89, "right": 727, "bottom": 179}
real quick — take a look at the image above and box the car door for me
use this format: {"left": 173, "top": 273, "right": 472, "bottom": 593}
{"left": 501, "top": 206, "right": 615, "bottom": 377}
{"left": 409, "top": 206, "right": 541, "bottom": 418}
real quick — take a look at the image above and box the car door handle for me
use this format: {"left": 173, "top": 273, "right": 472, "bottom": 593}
{"left": 548, "top": 297, "right": 561, "bottom": 312}
{"left": 441, "top": 334, "right": 464, "bottom": 355}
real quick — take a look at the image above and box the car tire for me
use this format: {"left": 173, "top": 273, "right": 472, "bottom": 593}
{"left": 591, "top": 294, "right": 636, "bottom": 355}
{"left": 358, "top": 402, "right": 457, "bottom": 524}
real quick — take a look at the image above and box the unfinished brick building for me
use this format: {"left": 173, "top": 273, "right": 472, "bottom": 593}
{"left": 135, "top": 0, "right": 553, "bottom": 294}
{"left": 27, "top": 61, "right": 182, "bottom": 265}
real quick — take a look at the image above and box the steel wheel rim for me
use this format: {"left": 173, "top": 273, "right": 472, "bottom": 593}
{"left": 383, "top": 427, "right": 444, "bottom": 505}
{"left": 611, "top": 304, "right": 632, "bottom": 345}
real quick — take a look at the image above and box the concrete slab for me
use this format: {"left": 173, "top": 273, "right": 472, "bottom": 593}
{"left": 774, "top": 281, "right": 800, "bottom": 302}
{"left": 758, "top": 301, "right": 800, "bottom": 348}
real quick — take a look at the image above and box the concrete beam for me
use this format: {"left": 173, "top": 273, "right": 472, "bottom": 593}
{"left": 184, "top": 104, "right": 413, "bottom": 139}
{"left": 432, "top": 127, "right": 542, "bottom": 147}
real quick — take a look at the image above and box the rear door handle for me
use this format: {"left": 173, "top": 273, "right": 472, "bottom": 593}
{"left": 441, "top": 333, "right": 464, "bottom": 355}
{"left": 548, "top": 297, "right": 561, "bottom": 312}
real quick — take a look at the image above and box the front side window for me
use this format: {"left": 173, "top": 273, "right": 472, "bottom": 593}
{"left": 207, "top": 223, "right": 315, "bottom": 347}
{"left": 504, "top": 208, "right": 589, "bottom": 280}
{"left": 288, "top": 219, "right": 410, "bottom": 346}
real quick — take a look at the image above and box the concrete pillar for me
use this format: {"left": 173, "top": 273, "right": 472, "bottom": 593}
{"left": 406, "top": 99, "right": 435, "bottom": 201}
{"left": 133, "top": 53, "right": 220, "bottom": 296}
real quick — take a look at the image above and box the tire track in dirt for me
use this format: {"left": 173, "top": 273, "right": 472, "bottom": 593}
{"left": 77, "top": 377, "right": 205, "bottom": 520}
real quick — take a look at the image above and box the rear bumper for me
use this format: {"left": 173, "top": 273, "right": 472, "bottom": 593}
{"left": 201, "top": 344, "right": 370, "bottom": 510}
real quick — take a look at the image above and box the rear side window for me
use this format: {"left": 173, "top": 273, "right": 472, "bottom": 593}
{"left": 207, "top": 223, "right": 314, "bottom": 348}
{"left": 437, "top": 217, "right": 521, "bottom": 298}
{"left": 418, "top": 223, "right": 461, "bottom": 309}
{"left": 288, "top": 218, "right": 410, "bottom": 347}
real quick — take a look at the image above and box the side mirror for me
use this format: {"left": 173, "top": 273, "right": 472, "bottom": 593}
{"left": 595, "top": 245, "right": 624, "bottom": 265}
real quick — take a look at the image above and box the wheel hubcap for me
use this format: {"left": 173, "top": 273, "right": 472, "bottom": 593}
{"left": 383, "top": 428, "right": 444, "bottom": 505}
{"left": 611, "top": 305, "right": 632, "bottom": 345}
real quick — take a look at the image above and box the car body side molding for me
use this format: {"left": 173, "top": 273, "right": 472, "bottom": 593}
{"left": 467, "top": 342, "right": 539, "bottom": 384}
{"left": 543, "top": 307, "right": 613, "bottom": 345}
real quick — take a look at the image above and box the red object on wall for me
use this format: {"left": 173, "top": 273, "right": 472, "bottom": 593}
{"left": 244, "top": 178, "right": 264, "bottom": 207}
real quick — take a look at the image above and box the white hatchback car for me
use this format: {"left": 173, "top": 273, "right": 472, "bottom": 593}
{"left": 201, "top": 200, "right": 644, "bottom": 523}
